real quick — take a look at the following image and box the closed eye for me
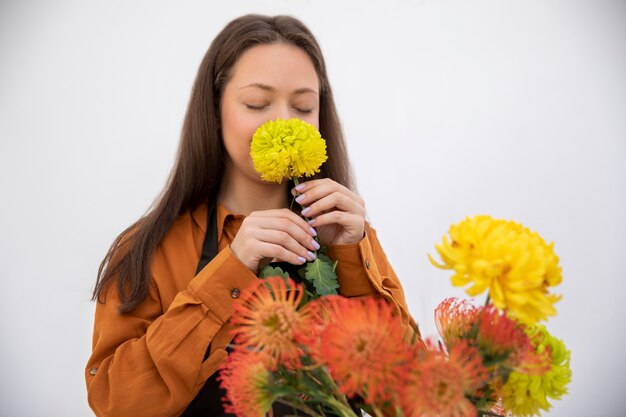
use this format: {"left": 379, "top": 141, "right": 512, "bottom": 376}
{"left": 294, "top": 107, "right": 313, "bottom": 114}
{"left": 245, "top": 104, "right": 268, "bottom": 110}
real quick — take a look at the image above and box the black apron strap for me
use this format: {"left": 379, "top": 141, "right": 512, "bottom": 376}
{"left": 195, "top": 195, "right": 219, "bottom": 275}
{"left": 182, "top": 196, "right": 233, "bottom": 417}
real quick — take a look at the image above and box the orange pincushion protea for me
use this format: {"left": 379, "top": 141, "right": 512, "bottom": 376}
{"left": 401, "top": 341, "right": 487, "bottom": 417}
{"left": 230, "top": 276, "right": 309, "bottom": 366}
{"left": 293, "top": 294, "right": 344, "bottom": 348}
{"left": 435, "top": 297, "right": 480, "bottom": 346}
{"left": 476, "top": 306, "right": 538, "bottom": 372}
{"left": 313, "top": 296, "right": 410, "bottom": 404}
{"left": 218, "top": 349, "right": 276, "bottom": 417}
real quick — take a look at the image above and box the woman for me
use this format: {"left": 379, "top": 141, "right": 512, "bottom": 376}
{"left": 86, "top": 14, "right": 420, "bottom": 417}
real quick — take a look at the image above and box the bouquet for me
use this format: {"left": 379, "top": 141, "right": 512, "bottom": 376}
{"left": 219, "top": 118, "right": 572, "bottom": 417}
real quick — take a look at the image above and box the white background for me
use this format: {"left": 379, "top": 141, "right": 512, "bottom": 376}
{"left": 1, "top": 1, "right": 624, "bottom": 416}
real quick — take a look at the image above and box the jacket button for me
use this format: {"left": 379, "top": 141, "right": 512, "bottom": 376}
{"left": 88, "top": 367, "right": 98, "bottom": 376}
{"left": 365, "top": 259, "right": 370, "bottom": 269}
{"left": 230, "top": 288, "right": 240, "bottom": 299}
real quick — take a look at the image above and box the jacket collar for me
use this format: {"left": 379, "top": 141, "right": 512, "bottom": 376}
{"left": 190, "top": 199, "right": 244, "bottom": 243}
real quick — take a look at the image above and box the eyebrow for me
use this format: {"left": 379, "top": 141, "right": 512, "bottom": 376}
{"left": 240, "top": 82, "right": 318, "bottom": 95}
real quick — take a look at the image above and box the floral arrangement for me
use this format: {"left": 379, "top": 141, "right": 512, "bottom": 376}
{"left": 220, "top": 118, "right": 572, "bottom": 417}
{"left": 428, "top": 216, "right": 571, "bottom": 416}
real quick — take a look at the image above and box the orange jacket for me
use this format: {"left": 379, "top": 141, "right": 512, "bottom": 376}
{"left": 86, "top": 201, "right": 419, "bottom": 417}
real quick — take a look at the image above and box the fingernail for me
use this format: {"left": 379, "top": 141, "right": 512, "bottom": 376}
{"left": 295, "top": 183, "right": 306, "bottom": 191}
{"left": 301, "top": 207, "right": 310, "bottom": 216}
{"left": 309, "top": 226, "right": 317, "bottom": 236}
{"left": 308, "top": 219, "right": 315, "bottom": 225}
{"left": 295, "top": 194, "right": 305, "bottom": 203}
{"left": 297, "top": 256, "right": 307, "bottom": 264}
{"left": 307, "top": 251, "right": 316, "bottom": 261}
{"left": 311, "top": 239, "right": 321, "bottom": 250}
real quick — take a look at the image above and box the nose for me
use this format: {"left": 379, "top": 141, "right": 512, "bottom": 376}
{"left": 272, "top": 102, "right": 292, "bottom": 121}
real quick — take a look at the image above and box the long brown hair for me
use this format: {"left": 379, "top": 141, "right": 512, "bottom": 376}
{"left": 92, "top": 14, "right": 356, "bottom": 313}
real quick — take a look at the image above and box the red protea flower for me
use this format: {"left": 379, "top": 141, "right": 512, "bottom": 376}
{"left": 401, "top": 341, "right": 488, "bottom": 417}
{"left": 314, "top": 296, "right": 410, "bottom": 404}
{"left": 218, "top": 349, "right": 276, "bottom": 417}
{"left": 229, "top": 276, "right": 309, "bottom": 366}
{"left": 435, "top": 297, "right": 480, "bottom": 346}
{"left": 476, "top": 305, "right": 535, "bottom": 371}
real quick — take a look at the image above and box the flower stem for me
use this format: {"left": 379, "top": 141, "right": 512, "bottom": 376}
{"left": 316, "top": 368, "right": 352, "bottom": 411}
{"left": 323, "top": 397, "right": 359, "bottom": 417}
{"left": 292, "top": 177, "right": 307, "bottom": 216}
{"left": 293, "top": 177, "right": 320, "bottom": 250}
{"left": 485, "top": 292, "right": 491, "bottom": 307}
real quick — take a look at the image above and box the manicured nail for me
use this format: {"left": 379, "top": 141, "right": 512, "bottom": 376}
{"left": 301, "top": 207, "right": 310, "bottom": 216}
{"left": 307, "top": 251, "right": 316, "bottom": 261}
{"left": 309, "top": 226, "right": 317, "bottom": 237}
{"left": 311, "top": 239, "right": 321, "bottom": 250}
{"left": 295, "top": 183, "right": 306, "bottom": 191}
{"left": 297, "top": 256, "right": 307, "bottom": 264}
{"left": 308, "top": 219, "right": 315, "bottom": 225}
{"left": 295, "top": 194, "right": 305, "bottom": 203}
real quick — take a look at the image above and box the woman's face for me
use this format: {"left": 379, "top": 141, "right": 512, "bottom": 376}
{"left": 220, "top": 43, "right": 320, "bottom": 185}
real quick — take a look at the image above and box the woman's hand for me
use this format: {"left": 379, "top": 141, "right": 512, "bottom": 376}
{"left": 291, "top": 178, "right": 366, "bottom": 246}
{"left": 230, "top": 209, "right": 320, "bottom": 272}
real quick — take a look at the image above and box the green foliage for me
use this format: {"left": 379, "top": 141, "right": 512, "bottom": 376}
{"left": 258, "top": 265, "right": 290, "bottom": 279}
{"left": 301, "top": 253, "right": 339, "bottom": 296}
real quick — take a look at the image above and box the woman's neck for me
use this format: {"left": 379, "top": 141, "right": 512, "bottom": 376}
{"left": 218, "top": 167, "right": 290, "bottom": 216}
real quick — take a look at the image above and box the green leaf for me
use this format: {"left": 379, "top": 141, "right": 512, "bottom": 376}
{"left": 303, "top": 254, "right": 339, "bottom": 296}
{"left": 258, "top": 265, "right": 289, "bottom": 279}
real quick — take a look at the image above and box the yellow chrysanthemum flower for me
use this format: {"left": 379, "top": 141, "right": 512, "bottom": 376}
{"left": 250, "top": 118, "right": 328, "bottom": 183}
{"left": 501, "top": 325, "right": 572, "bottom": 417}
{"left": 429, "top": 215, "right": 562, "bottom": 324}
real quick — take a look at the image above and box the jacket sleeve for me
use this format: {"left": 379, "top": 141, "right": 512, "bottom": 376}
{"left": 325, "top": 223, "right": 423, "bottom": 345}
{"left": 85, "top": 246, "right": 260, "bottom": 417}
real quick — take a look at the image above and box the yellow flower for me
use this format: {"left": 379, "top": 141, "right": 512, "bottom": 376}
{"left": 501, "top": 325, "right": 572, "bottom": 416}
{"left": 429, "top": 215, "right": 562, "bottom": 324}
{"left": 250, "top": 118, "right": 328, "bottom": 183}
